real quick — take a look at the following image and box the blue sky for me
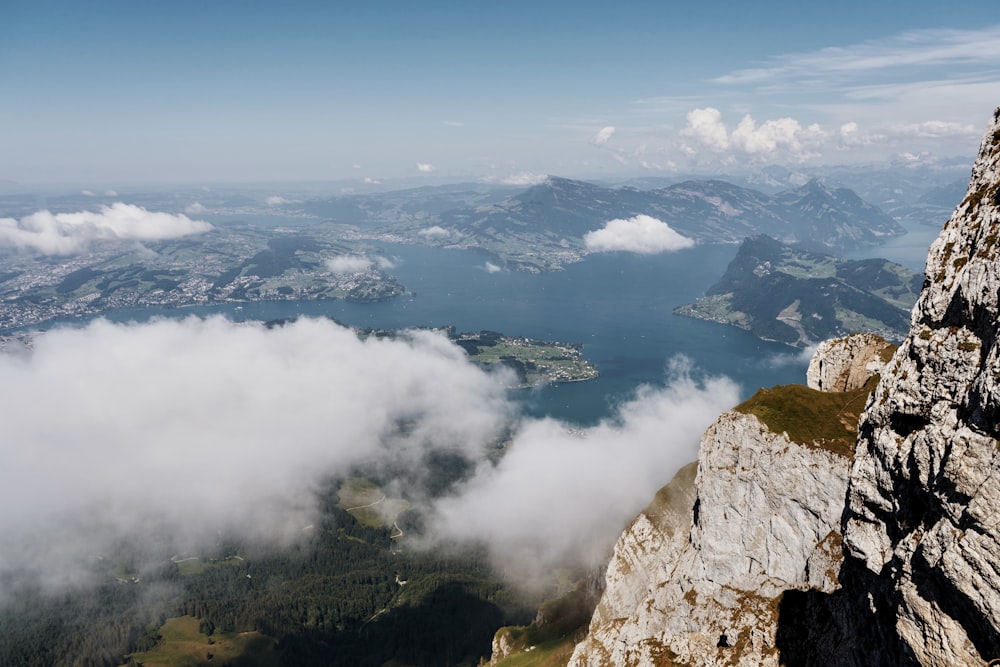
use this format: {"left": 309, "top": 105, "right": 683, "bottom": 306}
{"left": 2, "top": 1, "right": 999, "bottom": 185}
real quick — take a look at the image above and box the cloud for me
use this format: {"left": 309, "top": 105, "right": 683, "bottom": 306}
{"left": 682, "top": 108, "right": 730, "bottom": 151}
{"left": 0, "top": 318, "right": 740, "bottom": 601}
{"left": 443, "top": 120, "right": 464, "bottom": 127}
{"left": 0, "top": 317, "right": 513, "bottom": 596}
{"left": 374, "top": 255, "right": 397, "bottom": 270}
{"left": 416, "top": 163, "right": 436, "bottom": 173}
{"left": 363, "top": 176, "right": 381, "bottom": 185}
{"left": 713, "top": 25, "right": 1000, "bottom": 87}
{"left": 592, "top": 126, "right": 616, "bottom": 146}
{"left": 483, "top": 262, "right": 503, "bottom": 273}
{"left": 0, "top": 203, "right": 212, "bottom": 256}
{"left": 265, "top": 195, "right": 289, "bottom": 206}
{"left": 584, "top": 214, "right": 695, "bottom": 254}
{"left": 418, "top": 225, "right": 451, "bottom": 239}
{"left": 326, "top": 254, "right": 374, "bottom": 273}
{"left": 890, "top": 120, "right": 979, "bottom": 138}
{"left": 185, "top": 202, "right": 207, "bottom": 215}
{"left": 427, "top": 360, "right": 739, "bottom": 582}
{"left": 489, "top": 172, "right": 548, "bottom": 187}
{"left": 681, "top": 108, "right": 824, "bottom": 159}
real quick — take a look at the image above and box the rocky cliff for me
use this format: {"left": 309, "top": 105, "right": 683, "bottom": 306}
{"left": 567, "top": 109, "right": 1000, "bottom": 667}
{"left": 567, "top": 376, "right": 873, "bottom": 666}
{"left": 840, "top": 108, "right": 1000, "bottom": 665}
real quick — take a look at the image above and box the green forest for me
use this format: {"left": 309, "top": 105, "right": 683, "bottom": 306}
{"left": 0, "top": 481, "right": 538, "bottom": 667}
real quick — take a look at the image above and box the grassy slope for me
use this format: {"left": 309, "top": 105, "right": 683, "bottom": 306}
{"left": 734, "top": 376, "right": 880, "bottom": 457}
{"left": 124, "top": 616, "right": 279, "bottom": 667}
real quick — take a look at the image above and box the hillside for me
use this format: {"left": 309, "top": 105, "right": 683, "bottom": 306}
{"left": 379, "top": 177, "right": 903, "bottom": 271}
{"left": 675, "top": 234, "right": 922, "bottom": 346}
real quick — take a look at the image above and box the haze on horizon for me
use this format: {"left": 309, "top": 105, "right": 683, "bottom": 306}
{"left": 2, "top": 0, "right": 998, "bottom": 187}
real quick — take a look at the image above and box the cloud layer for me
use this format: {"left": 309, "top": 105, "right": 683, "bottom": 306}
{"left": 0, "top": 317, "right": 511, "bottom": 593}
{"left": 0, "top": 203, "right": 212, "bottom": 255}
{"left": 0, "top": 317, "right": 737, "bottom": 598}
{"left": 428, "top": 362, "right": 738, "bottom": 581}
{"left": 584, "top": 214, "right": 695, "bottom": 254}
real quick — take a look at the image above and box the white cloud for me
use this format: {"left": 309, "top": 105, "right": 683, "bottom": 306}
{"left": 427, "top": 361, "right": 739, "bottom": 581}
{"left": 584, "top": 214, "right": 695, "bottom": 254}
{"left": 363, "top": 176, "right": 381, "bottom": 185}
{"left": 0, "top": 203, "right": 212, "bottom": 256}
{"left": 443, "top": 120, "right": 464, "bottom": 127}
{"left": 714, "top": 25, "right": 1000, "bottom": 86}
{"left": 681, "top": 108, "right": 825, "bottom": 160}
{"left": 0, "top": 316, "right": 743, "bottom": 597}
{"left": 326, "top": 254, "right": 374, "bottom": 273}
{"left": 185, "top": 202, "right": 207, "bottom": 215}
{"left": 0, "top": 317, "right": 512, "bottom": 594}
{"left": 890, "top": 120, "right": 978, "bottom": 138}
{"left": 416, "top": 162, "right": 436, "bottom": 173}
{"left": 104, "top": 190, "right": 117, "bottom": 197}
{"left": 265, "top": 195, "right": 289, "bottom": 206}
{"left": 730, "top": 115, "right": 824, "bottom": 156}
{"left": 593, "top": 125, "right": 616, "bottom": 146}
{"left": 418, "top": 225, "right": 451, "bottom": 239}
{"left": 483, "top": 262, "right": 503, "bottom": 273}
{"left": 682, "top": 108, "right": 730, "bottom": 151}
{"left": 494, "top": 172, "right": 548, "bottom": 186}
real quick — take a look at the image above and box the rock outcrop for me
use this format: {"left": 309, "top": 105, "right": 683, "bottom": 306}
{"left": 807, "top": 333, "right": 896, "bottom": 392}
{"left": 568, "top": 392, "right": 862, "bottom": 666}
{"left": 840, "top": 108, "right": 1000, "bottom": 665}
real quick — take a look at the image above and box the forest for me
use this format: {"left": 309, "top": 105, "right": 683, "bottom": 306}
{"left": 0, "top": 480, "right": 539, "bottom": 667}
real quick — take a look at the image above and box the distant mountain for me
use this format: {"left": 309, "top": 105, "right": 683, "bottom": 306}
{"left": 376, "top": 176, "right": 903, "bottom": 271}
{"left": 675, "top": 234, "right": 922, "bottom": 346}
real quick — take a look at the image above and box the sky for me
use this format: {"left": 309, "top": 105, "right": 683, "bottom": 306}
{"left": 2, "top": 1, "right": 998, "bottom": 185}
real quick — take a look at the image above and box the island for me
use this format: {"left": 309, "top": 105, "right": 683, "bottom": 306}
{"left": 359, "top": 326, "right": 599, "bottom": 388}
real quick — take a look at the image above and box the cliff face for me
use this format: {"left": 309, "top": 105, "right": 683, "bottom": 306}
{"left": 841, "top": 108, "right": 1000, "bottom": 665}
{"left": 568, "top": 408, "right": 853, "bottom": 667}
{"left": 568, "top": 109, "right": 1000, "bottom": 667}
{"left": 806, "top": 333, "right": 895, "bottom": 392}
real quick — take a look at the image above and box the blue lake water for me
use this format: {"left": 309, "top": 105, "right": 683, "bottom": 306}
{"left": 86, "top": 243, "right": 801, "bottom": 425}
{"left": 49, "top": 222, "right": 945, "bottom": 426}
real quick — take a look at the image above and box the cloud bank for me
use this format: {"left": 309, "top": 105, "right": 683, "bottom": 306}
{"left": 0, "top": 317, "right": 512, "bottom": 594}
{"left": 428, "top": 362, "right": 738, "bottom": 580}
{"left": 681, "top": 108, "right": 825, "bottom": 160}
{"left": 584, "top": 214, "right": 695, "bottom": 254}
{"left": 0, "top": 203, "right": 212, "bottom": 255}
{"left": 0, "top": 317, "right": 737, "bottom": 598}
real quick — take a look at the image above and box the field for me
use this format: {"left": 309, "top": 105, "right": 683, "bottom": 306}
{"left": 123, "top": 615, "right": 279, "bottom": 667}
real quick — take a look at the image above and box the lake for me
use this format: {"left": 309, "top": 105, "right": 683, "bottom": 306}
{"left": 52, "top": 220, "right": 944, "bottom": 426}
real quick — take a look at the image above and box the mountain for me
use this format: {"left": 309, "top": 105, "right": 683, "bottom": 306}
{"left": 382, "top": 177, "right": 903, "bottom": 271}
{"left": 675, "top": 234, "right": 922, "bottom": 346}
{"left": 559, "top": 108, "right": 1000, "bottom": 666}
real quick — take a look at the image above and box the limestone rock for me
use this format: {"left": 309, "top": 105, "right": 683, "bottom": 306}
{"left": 807, "top": 333, "right": 895, "bottom": 392}
{"left": 841, "top": 107, "right": 1000, "bottom": 665}
{"left": 569, "top": 410, "right": 851, "bottom": 667}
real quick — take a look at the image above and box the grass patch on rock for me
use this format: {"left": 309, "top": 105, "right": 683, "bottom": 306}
{"left": 734, "top": 378, "right": 879, "bottom": 458}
